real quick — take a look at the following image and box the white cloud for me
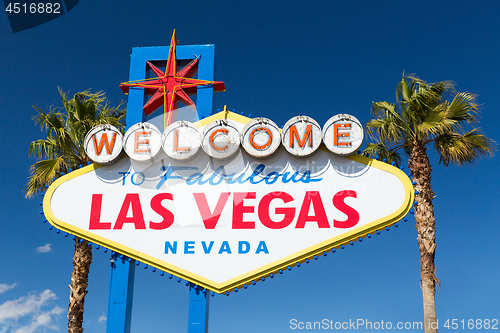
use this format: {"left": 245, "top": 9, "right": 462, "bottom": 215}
{"left": 0, "top": 283, "right": 17, "bottom": 294}
{"left": 98, "top": 315, "right": 106, "bottom": 323}
{"left": 35, "top": 244, "right": 52, "bottom": 253}
{"left": 0, "top": 289, "right": 63, "bottom": 333}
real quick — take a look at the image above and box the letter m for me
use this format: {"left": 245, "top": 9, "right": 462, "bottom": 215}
{"left": 92, "top": 133, "right": 117, "bottom": 156}
{"left": 289, "top": 124, "right": 313, "bottom": 148}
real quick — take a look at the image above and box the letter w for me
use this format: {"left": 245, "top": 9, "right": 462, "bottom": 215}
{"left": 289, "top": 124, "right": 313, "bottom": 148}
{"left": 193, "top": 193, "right": 230, "bottom": 229}
{"left": 92, "top": 133, "right": 117, "bottom": 156}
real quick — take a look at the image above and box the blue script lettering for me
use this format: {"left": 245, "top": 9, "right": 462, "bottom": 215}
{"left": 155, "top": 164, "right": 321, "bottom": 187}
{"left": 157, "top": 166, "right": 199, "bottom": 190}
{"left": 186, "top": 164, "right": 322, "bottom": 186}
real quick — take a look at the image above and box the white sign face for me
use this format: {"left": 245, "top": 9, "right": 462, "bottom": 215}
{"left": 201, "top": 119, "right": 241, "bottom": 159}
{"left": 282, "top": 116, "right": 322, "bottom": 157}
{"left": 322, "top": 114, "right": 364, "bottom": 156}
{"left": 44, "top": 112, "right": 413, "bottom": 294}
{"left": 162, "top": 121, "right": 202, "bottom": 161}
{"left": 84, "top": 125, "right": 124, "bottom": 165}
{"left": 241, "top": 117, "right": 281, "bottom": 159}
{"left": 123, "top": 122, "right": 163, "bottom": 163}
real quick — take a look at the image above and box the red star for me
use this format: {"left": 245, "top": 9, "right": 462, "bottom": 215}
{"left": 120, "top": 30, "right": 225, "bottom": 124}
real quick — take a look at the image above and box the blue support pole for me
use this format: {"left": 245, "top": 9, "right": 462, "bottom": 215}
{"left": 105, "top": 47, "right": 146, "bottom": 333}
{"left": 106, "top": 256, "right": 136, "bottom": 333}
{"left": 188, "top": 284, "right": 210, "bottom": 333}
{"left": 108, "top": 42, "right": 217, "bottom": 333}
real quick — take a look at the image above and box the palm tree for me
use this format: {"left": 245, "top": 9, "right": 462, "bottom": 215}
{"left": 25, "top": 88, "right": 126, "bottom": 333}
{"left": 364, "top": 74, "right": 495, "bottom": 333}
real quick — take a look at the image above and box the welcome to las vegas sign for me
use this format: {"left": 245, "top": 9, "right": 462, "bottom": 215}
{"left": 43, "top": 109, "right": 414, "bottom": 294}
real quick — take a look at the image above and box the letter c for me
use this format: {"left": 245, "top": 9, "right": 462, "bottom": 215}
{"left": 209, "top": 128, "right": 229, "bottom": 152}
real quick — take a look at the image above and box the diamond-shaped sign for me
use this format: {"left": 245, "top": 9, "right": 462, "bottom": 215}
{"left": 43, "top": 111, "right": 414, "bottom": 294}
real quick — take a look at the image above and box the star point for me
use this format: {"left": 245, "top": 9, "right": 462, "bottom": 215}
{"left": 120, "top": 30, "right": 225, "bottom": 126}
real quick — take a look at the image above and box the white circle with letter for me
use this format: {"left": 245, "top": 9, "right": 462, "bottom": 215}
{"left": 123, "top": 122, "right": 162, "bottom": 162}
{"left": 281, "top": 116, "right": 322, "bottom": 157}
{"left": 202, "top": 119, "right": 241, "bottom": 159}
{"left": 84, "top": 124, "right": 123, "bottom": 164}
{"left": 322, "top": 114, "right": 364, "bottom": 156}
{"left": 241, "top": 117, "right": 281, "bottom": 159}
{"left": 162, "top": 121, "right": 202, "bottom": 161}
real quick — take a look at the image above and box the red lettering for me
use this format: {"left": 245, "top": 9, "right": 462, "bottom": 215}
{"left": 89, "top": 194, "right": 111, "bottom": 229}
{"left": 114, "top": 194, "right": 146, "bottom": 229}
{"left": 209, "top": 129, "right": 229, "bottom": 152}
{"left": 258, "top": 192, "right": 295, "bottom": 229}
{"left": 333, "top": 191, "right": 359, "bottom": 228}
{"left": 194, "top": 192, "right": 230, "bottom": 229}
{"left": 92, "top": 133, "right": 117, "bottom": 156}
{"left": 149, "top": 193, "right": 174, "bottom": 230}
{"left": 134, "top": 131, "right": 151, "bottom": 154}
{"left": 295, "top": 191, "right": 329, "bottom": 228}
{"left": 334, "top": 123, "right": 352, "bottom": 147}
{"left": 173, "top": 129, "right": 191, "bottom": 152}
{"left": 232, "top": 192, "right": 255, "bottom": 229}
{"left": 249, "top": 127, "right": 273, "bottom": 150}
{"left": 289, "top": 124, "right": 313, "bottom": 148}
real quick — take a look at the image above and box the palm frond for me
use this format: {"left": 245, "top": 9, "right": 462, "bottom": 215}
{"left": 367, "top": 101, "right": 409, "bottom": 143}
{"left": 26, "top": 88, "right": 127, "bottom": 197}
{"left": 397, "top": 76, "right": 456, "bottom": 139}
{"left": 445, "top": 92, "right": 479, "bottom": 125}
{"left": 372, "top": 101, "right": 396, "bottom": 117}
{"left": 33, "top": 105, "right": 66, "bottom": 133}
{"left": 366, "top": 117, "right": 402, "bottom": 143}
{"left": 417, "top": 105, "right": 449, "bottom": 137}
{"left": 29, "top": 138, "right": 59, "bottom": 160}
{"left": 417, "top": 91, "right": 480, "bottom": 140}
{"left": 74, "top": 93, "right": 85, "bottom": 121}
{"left": 400, "top": 76, "right": 413, "bottom": 102}
{"left": 365, "top": 74, "right": 494, "bottom": 167}
{"left": 362, "top": 142, "right": 403, "bottom": 167}
{"left": 434, "top": 129, "right": 496, "bottom": 167}
{"left": 25, "top": 157, "right": 65, "bottom": 197}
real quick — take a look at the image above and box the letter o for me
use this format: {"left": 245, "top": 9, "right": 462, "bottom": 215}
{"left": 131, "top": 172, "right": 145, "bottom": 185}
{"left": 241, "top": 117, "right": 281, "bottom": 159}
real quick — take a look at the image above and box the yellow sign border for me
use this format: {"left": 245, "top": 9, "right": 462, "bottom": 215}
{"left": 43, "top": 111, "right": 414, "bottom": 294}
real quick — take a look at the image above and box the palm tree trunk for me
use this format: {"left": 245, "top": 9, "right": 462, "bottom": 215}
{"left": 409, "top": 141, "right": 438, "bottom": 333}
{"left": 68, "top": 237, "right": 93, "bottom": 333}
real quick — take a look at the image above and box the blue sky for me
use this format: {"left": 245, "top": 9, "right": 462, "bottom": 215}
{"left": 1, "top": 1, "right": 499, "bottom": 332}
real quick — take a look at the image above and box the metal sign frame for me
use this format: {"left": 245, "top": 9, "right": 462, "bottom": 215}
{"left": 113, "top": 42, "right": 216, "bottom": 333}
